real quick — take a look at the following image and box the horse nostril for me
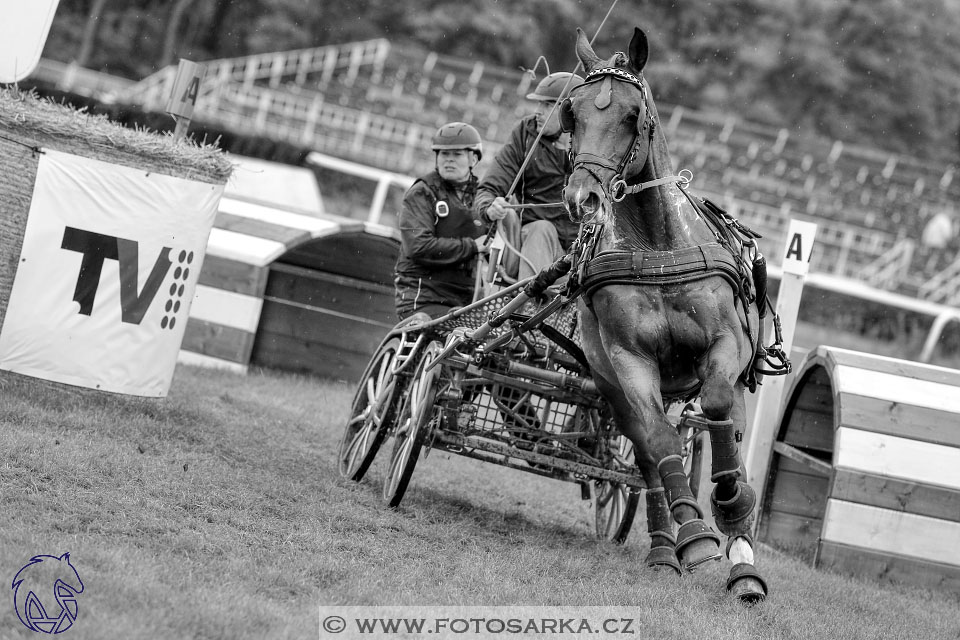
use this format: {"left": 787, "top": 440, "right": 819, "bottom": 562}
{"left": 563, "top": 183, "right": 604, "bottom": 221}
{"left": 580, "top": 191, "right": 602, "bottom": 214}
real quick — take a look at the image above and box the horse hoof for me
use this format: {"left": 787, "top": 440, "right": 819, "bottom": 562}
{"left": 645, "top": 547, "right": 681, "bottom": 576}
{"left": 727, "top": 563, "right": 768, "bottom": 605}
{"left": 675, "top": 520, "right": 721, "bottom": 570}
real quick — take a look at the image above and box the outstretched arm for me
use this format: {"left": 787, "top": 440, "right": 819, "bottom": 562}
{"left": 474, "top": 122, "right": 528, "bottom": 221}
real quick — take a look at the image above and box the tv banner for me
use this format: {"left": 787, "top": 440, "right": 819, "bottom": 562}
{"left": 0, "top": 148, "right": 223, "bottom": 396}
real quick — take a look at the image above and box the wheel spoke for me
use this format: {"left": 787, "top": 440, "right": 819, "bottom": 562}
{"left": 382, "top": 342, "right": 440, "bottom": 505}
{"left": 346, "top": 413, "right": 366, "bottom": 430}
{"left": 608, "top": 491, "right": 623, "bottom": 533}
{"left": 342, "top": 439, "right": 361, "bottom": 471}
{"left": 386, "top": 422, "right": 413, "bottom": 496}
{"left": 342, "top": 432, "right": 367, "bottom": 473}
{"left": 339, "top": 340, "right": 401, "bottom": 481}
{"left": 364, "top": 375, "right": 378, "bottom": 407}
{"left": 372, "top": 355, "right": 395, "bottom": 401}
{"left": 593, "top": 428, "right": 639, "bottom": 543}
{"left": 596, "top": 483, "right": 613, "bottom": 509}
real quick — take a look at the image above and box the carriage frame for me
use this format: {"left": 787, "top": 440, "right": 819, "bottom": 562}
{"left": 338, "top": 268, "right": 710, "bottom": 543}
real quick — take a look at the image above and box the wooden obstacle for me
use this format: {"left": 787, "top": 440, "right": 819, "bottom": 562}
{"left": 180, "top": 195, "right": 399, "bottom": 381}
{"left": 758, "top": 346, "right": 960, "bottom": 591}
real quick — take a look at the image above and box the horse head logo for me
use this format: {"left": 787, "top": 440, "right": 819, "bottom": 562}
{"left": 12, "top": 553, "right": 84, "bottom": 634}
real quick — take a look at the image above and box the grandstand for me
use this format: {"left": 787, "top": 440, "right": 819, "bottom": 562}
{"left": 37, "top": 38, "right": 960, "bottom": 304}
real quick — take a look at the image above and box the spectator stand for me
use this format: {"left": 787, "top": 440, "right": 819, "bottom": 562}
{"left": 75, "top": 39, "right": 960, "bottom": 303}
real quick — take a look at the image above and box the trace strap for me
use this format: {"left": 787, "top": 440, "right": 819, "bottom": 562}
{"left": 611, "top": 169, "right": 693, "bottom": 202}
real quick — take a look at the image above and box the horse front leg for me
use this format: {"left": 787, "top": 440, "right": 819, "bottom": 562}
{"left": 599, "top": 386, "right": 680, "bottom": 575}
{"left": 699, "top": 348, "right": 768, "bottom": 603}
{"left": 602, "top": 354, "right": 721, "bottom": 571}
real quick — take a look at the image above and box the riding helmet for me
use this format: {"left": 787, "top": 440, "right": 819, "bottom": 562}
{"left": 431, "top": 122, "right": 483, "bottom": 160}
{"left": 526, "top": 72, "right": 585, "bottom": 102}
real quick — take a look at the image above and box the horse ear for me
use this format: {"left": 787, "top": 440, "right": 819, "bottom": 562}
{"left": 628, "top": 27, "right": 649, "bottom": 72}
{"left": 576, "top": 28, "right": 601, "bottom": 73}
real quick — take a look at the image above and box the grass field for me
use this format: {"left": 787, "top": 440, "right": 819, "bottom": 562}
{"left": 1, "top": 341, "right": 959, "bottom": 639}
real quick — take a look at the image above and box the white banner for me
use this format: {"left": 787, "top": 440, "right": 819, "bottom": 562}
{"left": 0, "top": 149, "right": 224, "bottom": 396}
{"left": 0, "top": 0, "right": 60, "bottom": 82}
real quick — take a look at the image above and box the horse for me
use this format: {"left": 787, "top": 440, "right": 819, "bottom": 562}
{"left": 560, "top": 27, "right": 771, "bottom": 603}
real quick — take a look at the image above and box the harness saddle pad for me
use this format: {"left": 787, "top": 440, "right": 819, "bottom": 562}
{"left": 580, "top": 242, "right": 743, "bottom": 300}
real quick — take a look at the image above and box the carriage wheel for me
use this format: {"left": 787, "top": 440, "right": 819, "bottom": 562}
{"left": 592, "top": 417, "right": 641, "bottom": 544}
{"left": 593, "top": 435, "right": 641, "bottom": 544}
{"left": 338, "top": 337, "right": 402, "bottom": 482}
{"left": 382, "top": 341, "right": 443, "bottom": 508}
{"left": 676, "top": 403, "right": 705, "bottom": 500}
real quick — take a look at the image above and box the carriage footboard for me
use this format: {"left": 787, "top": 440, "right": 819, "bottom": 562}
{"left": 432, "top": 432, "right": 646, "bottom": 490}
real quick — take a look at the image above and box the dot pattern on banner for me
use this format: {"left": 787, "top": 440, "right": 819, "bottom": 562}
{"left": 161, "top": 250, "right": 195, "bottom": 330}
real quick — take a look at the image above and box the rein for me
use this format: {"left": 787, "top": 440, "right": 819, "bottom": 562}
{"left": 611, "top": 169, "right": 692, "bottom": 202}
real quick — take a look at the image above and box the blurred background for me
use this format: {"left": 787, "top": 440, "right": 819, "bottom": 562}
{"left": 14, "top": 0, "right": 960, "bottom": 362}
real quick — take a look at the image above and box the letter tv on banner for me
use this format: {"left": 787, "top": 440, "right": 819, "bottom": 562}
{"left": 0, "top": 149, "right": 224, "bottom": 396}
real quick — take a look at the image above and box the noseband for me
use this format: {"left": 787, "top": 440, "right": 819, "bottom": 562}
{"left": 567, "top": 66, "right": 658, "bottom": 202}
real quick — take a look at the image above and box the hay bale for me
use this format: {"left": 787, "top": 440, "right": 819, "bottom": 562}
{"left": 0, "top": 85, "right": 233, "bottom": 329}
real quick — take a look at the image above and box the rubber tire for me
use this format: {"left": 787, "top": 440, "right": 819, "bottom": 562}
{"left": 338, "top": 337, "right": 402, "bottom": 482}
{"left": 382, "top": 341, "right": 443, "bottom": 508}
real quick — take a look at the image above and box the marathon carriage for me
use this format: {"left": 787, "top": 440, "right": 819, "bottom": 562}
{"left": 340, "top": 23, "right": 794, "bottom": 603}
{"left": 337, "top": 257, "right": 709, "bottom": 544}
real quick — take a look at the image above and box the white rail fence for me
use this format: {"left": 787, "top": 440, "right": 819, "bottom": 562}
{"left": 28, "top": 50, "right": 960, "bottom": 304}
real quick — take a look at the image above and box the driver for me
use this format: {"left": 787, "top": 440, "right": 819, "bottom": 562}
{"left": 474, "top": 72, "right": 584, "bottom": 280}
{"left": 394, "top": 122, "right": 488, "bottom": 320}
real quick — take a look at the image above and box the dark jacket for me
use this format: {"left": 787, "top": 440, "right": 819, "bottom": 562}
{"left": 474, "top": 114, "right": 578, "bottom": 248}
{"left": 394, "top": 170, "right": 485, "bottom": 317}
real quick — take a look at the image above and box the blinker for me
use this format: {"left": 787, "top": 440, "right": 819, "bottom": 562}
{"left": 559, "top": 99, "right": 575, "bottom": 133}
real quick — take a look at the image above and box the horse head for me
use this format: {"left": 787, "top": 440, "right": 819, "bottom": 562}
{"left": 562, "top": 27, "right": 655, "bottom": 223}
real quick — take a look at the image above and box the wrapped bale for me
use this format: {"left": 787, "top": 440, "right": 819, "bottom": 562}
{"left": 0, "top": 87, "right": 233, "bottom": 396}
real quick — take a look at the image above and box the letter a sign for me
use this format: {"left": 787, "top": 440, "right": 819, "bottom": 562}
{"left": 781, "top": 219, "right": 817, "bottom": 276}
{"left": 165, "top": 59, "right": 206, "bottom": 120}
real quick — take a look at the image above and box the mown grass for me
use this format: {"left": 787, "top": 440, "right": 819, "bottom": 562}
{"left": 1, "top": 362, "right": 958, "bottom": 640}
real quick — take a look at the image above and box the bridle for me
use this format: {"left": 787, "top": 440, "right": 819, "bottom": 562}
{"left": 562, "top": 65, "right": 663, "bottom": 203}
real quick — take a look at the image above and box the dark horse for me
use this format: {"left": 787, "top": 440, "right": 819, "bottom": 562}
{"left": 561, "top": 27, "right": 770, "bottom": 602}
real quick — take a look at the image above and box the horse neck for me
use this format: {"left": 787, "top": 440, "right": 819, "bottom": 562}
{"left": 607, "top": 130, "right": 713, "bottom": 252}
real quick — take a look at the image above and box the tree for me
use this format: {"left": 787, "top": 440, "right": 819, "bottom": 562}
{"left": 159, "top": 0, "right": 195, "bottom": 67}
{"left": 75, "top": 0, "right": 112, "bottom": 67}
{"left": 35, "top": 0, "right": 960, "bottom": 162}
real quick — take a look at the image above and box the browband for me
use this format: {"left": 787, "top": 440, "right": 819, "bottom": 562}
{"left": 580, "top": 67, "right": 644, "bottom": 90}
